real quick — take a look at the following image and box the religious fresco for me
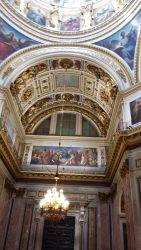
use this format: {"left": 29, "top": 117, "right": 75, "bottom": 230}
{"left": 31, "top": 146, "right": 98, "bottom": 167}
{"left": 95, "top": 3, "right": 114, "bottom": 25}
{"left": 7, "top": 0, "right": 130, "bottom": 32}
{"left": 96, "top": 10, "right": 141, "bottom": 70}
{"left": 130, "top": 97, "right": 141, "bottom": 125}
{"left": 0, "top": 17, "right": 36, "bottom": 63}
{"left": 26, "top": 6, "right": 46, "bottom": 26}
{"left": 55, "top": 75, "right": 79, "bottom": 88}
{"left": 60, "top": 17, "right": 80, "bottom": 32}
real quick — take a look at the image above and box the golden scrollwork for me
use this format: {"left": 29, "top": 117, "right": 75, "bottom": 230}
{"left": 60, "top": 58, "right": 73, "bottom": 69}
{"left": 87, "top": 64, "right": 112, "bottom": 82}
{"left": 110, "top": 85, "right": 118, "bottom": 100}
{"left": 52, "top": 58, "right": 81, "bottom": 70}
{"left": 22, "top": 88, "right": 33, "bottom": 101}
{"left": 2, "top": 66, "right": 14, "bottom": 79}
{"left": 21, "top": 93, "right": 110, "bottom": 134}
{"left": 116, "top": 68, "right": 127, "bottom": 82}
{"left": 23, "top": 105, "right": 108, "bottom": 135}
{"left": 10, "top": 63, "right": 48, "bottom": 95}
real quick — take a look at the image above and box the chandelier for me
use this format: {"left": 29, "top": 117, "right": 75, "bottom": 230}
{"left": 39, "top": 84, "right": 69, "bottom": 222}
{"left": 39, "top": 177, "right": 69, "bottom": 222}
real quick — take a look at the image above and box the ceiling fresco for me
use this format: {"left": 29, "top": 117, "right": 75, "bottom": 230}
{"left": 96, "top": 9, "right": 141, "bottom": 70}
{"left": 0, "top": 3, "right": 140, "bottom": 75}
{"left": 0, "top": 17, "right": 36, "bottom": 63}
{"left": 10, "top": 58, "right": 118, "bottom": 135}
{"left": 7, "top": 0, "right": 130, "bottom": 32}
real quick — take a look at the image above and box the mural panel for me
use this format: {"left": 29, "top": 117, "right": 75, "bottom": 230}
{"left": 31, "top": 146, "right": 98, "bottom": 167}
{"left": 0, "top": 17, "right": 36, "bottom": 63}
{"left": 55, "top": 74, "right": 79, "bottom": 88}
{"left": 130, "top": 97, "right": 141, "bottom": 125}
{"left": 60, "top": 17, "right": 80, "bottom": 32}
{"left": 26, "top": 7, "right": 46, "bottom": 26}
{"left": 96, "top": 10, "right": 141, "bottom": 70}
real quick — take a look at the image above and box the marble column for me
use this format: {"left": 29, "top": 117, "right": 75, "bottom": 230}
{"left": 98, "top": 193, "right": 111, "bottom": 250}
{"left": 79, "top": 205, "right": 86, "bottom": 250}
{"left": 88, "top": 207, "right": 97, "bottom": 250}
{"left": 4, "top": 188, "right": 25, "bottom": 250}
{"left": 120, "top": 159, "right": 136, "bottom": 250}
{"left": 0, "top": 178, "right": 12, "bottom": 250}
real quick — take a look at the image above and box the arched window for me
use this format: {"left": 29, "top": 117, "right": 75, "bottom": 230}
{"left": 56, "top": 113, "right": 76, "bottom": 136}
{"left": 82, "top": 117, "right": 99, "bottom": 137}
{"left": 33, "top": 116, "right": 51, "bottom": 135}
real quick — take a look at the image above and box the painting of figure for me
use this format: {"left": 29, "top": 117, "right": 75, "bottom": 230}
{"left": 95, "top": 3, "right": 114, "bottom": 25}
{"left": 31, "top": 146, "right": 98, "bottom": 167}
{"left": 130, "top": 97, "right": 141, "bottom": 125}
{"left": 60, "top": 17, "right": 80, "bottom": 32}
{"left": 0, "top": 17, "right": 35, "bottom": 62}
{"left": 96, "top": 10, "right": 141, "bottom": 70}
{"left": 26, "top": 7, "right": 46, "bottom": 26}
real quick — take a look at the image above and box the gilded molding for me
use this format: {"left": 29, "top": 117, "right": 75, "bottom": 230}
{"left": 106, "top": 126, "right": 141, "bottom": 182}
{"left": 134, "top": 26, "right": 141, "bottom": 82}
{"left": 0, "top": 128, "right": 21, "bottom": 178}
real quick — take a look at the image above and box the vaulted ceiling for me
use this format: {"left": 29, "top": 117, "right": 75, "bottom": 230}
{"left": 10, "top": 57, "right": 119, "bottom": 135}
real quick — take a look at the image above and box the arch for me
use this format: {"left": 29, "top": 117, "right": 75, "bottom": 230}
{"left": 0, "top": 44, "right": 133, "bottom": 90}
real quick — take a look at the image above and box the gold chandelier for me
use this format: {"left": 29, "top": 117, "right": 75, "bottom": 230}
{"left": 39, "top": 176, "right": 69, "bottom": 222}
{"left": 39, "top": 88, "right": 69, "bottom": 222}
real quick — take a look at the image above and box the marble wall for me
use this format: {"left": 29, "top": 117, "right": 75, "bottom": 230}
{"left": 0, "top": 148, "right": 141, "bottom": 250}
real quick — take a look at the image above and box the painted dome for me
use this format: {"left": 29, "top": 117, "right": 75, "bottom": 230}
{"left": 7, "top": 0, "right": 130, "bottom": 32}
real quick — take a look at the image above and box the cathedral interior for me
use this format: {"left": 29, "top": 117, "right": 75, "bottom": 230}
{"left": 0, "top": 0, "right": 141, "bottom": 249}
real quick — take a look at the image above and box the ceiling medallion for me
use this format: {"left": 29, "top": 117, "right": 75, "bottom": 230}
{"left": 60, "top": 58, "right": 73, "bottom": 70}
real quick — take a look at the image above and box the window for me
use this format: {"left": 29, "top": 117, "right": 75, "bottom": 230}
{"left": 82, "top": 117, "right": 99, "bottom": 137}
{"left": 56, "top": 113, "right": 76, "bottom": 136}
{"left": 33, "top": 117, "right": 51, "bottom": 135}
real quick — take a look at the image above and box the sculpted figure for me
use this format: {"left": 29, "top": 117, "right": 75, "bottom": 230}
{"left": 81, "top": 4, "right": 92, "bottom": 29}
{"left": 49, "top": 7, "right": 60, "bottom": 29}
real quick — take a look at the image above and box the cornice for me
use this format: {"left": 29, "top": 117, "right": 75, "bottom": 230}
{"left": 1, "top": 124, "right": 141, "bottom": 184}
{"left": 106, "top": 126, "right": 141, "bottom": 182}
{"left": 0, "top": 128, "right": 21, "bottom": 178}
{"left": 1, "top": 0, "right": 140, "bottom": 43}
